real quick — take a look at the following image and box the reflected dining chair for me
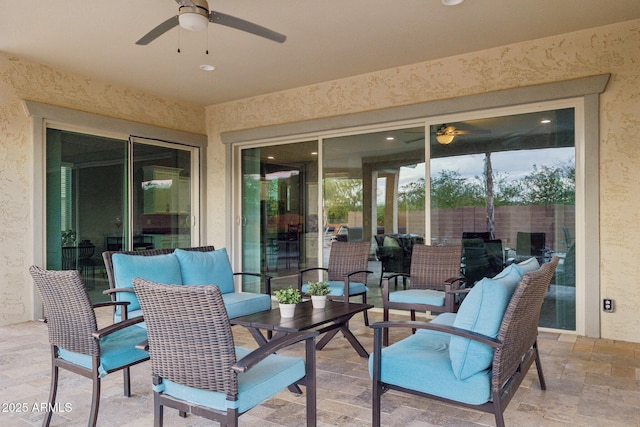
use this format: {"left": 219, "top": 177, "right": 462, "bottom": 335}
{"left": 382, "top": 244, "right": 465, "bottom": 345}
{"left": 29, "top": 266, "right": 148, "bottom": 427}
{"left": 133, "top": 278, "right": 318, "bottom": 427}
{"left": 298, "top": 240, "right": 373, "bottom": 325}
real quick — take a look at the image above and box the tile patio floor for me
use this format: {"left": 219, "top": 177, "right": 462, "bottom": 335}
{"left": 1, "top": 309, "right": 639, "bottom": 426}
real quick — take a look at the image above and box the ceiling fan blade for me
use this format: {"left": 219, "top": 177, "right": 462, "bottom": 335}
{"left": 455, "top": 129, "right": 492, "bottom": 135}
{"left": 136, "top": 16, "right": 179, "bottom": 45}
{"left": 210, "top": 11, "right": 286, "bottom": 43}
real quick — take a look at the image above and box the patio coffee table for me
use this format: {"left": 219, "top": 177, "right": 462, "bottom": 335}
{"left": 231, "top": 300, "right": 373, "bottom": 358}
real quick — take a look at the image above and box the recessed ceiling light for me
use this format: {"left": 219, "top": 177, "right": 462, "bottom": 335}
{"left": 442, "top": 0, "right": 464, "bottom": 5}
{"left": 541, "top": 119, "right": 551, "bottom": 124}
{"left": 199, "top": 64, "right": 215, "bottom": 71}
{"left": 386, "top": 137, "right": 395, "bottom": 141}
{"left": 311, "top": 152, "right": 318, "bottom": 155}
{"left": 267, "top": 156, "right": 275, "bottom": 160}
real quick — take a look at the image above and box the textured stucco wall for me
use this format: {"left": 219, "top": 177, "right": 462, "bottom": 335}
{"left": 0, "top": 53, "right": 205, "bottom": 325}
{"left": 207, "top": 19, "right": 640, "bottom": 342}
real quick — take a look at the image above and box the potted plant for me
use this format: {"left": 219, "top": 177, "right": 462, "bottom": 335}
{"left": 274, "top": 286, "right": 302, "bottom": 317}
{"left": 306, "top": 281, "right": 330, "bottom": 309}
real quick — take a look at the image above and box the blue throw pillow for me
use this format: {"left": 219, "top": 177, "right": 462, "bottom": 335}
{"left": 449, "top": 275, "right": 520, "bottom": 380}
{"left": 174, "top": 248, "right": 235, "bottom": 294}
{"left": 112, "top": 253, "right": 182, "bottom": 313}
{"left": 517, "top": 256, "right": 540, "bottom": 273}
{"left": 492, "top": 263, "right": 522, "bottom": 282}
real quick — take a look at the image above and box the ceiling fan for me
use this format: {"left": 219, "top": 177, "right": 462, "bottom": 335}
{"left": 435, "top": 124, "right": 490, "bottom": 145}
{"left": 136, "top": 0, "right": 287, "bottom": 45}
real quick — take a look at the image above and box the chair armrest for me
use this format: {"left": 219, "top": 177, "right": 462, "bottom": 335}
{"left": 103, "top": 287, "right": 136, "bottom": 295}
{"left": 135, "top": 339, "right": 149, "bottom": 351}
{"left": 297, "top": 267, "right": 329, "bottom": 290}
{"left": 370, "top": 320, "right": 500, "bottom": 349}
{"left": 344, "top": 269, "right": 373, "bottom": 280}
{"left": 233, "top": 272, "right": 273, "bottom": 294}
{"left": 232, "top": 331, "right": 319, "bottom": 373}
{"left": 92, "top": 301, "right": 129, "bottom": 310}
{"left": 91, "top": 316, "right": 146, "bottom": 340}
{"left": 444, "top": 277, "right": 467, "bottom": 291}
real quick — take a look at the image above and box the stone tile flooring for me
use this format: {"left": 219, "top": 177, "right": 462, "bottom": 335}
{"left": 1, "top": 309, "right": 639, "bottom": 426}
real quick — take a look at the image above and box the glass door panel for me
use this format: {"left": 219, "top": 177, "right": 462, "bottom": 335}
{"left": 241, "top": 141, "right": 319, "bottom": 292}
{"left": 429, "top": 108, "right": 576, "bottom": 330}
{"left": 46, "top": 129, "right": 128, "bottom": 302}
{"left": 131, "top": 140, "right": 194, "bottom": 250}
{"left": 323, "top": 127, "right": 426, "bottom": 308}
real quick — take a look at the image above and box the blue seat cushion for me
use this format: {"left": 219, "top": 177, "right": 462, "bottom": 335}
{"left": 112, "top": 253, "right": 182, "bottom": 314}
{"left": 449, "top": 271, "right": 521, "bottom": 380}
{"left": 58, "top": 326, "right": 149, "bottom": 378}
{"left": 222, "top": 292, "right": 272, "bottom": 319}
{"left": 369, "top": 332, "right": 491, "bottom": 405}
{"left": 302, "top": 280, "right": 367, "bottom": 297}
{"left": 174, "top": 248, "right": 235, "bottom": 294}
{"left": 388, "top": 288, "right": 445, "bottom": 306}
{"left": 154, "top": 347, "right": 306, "bottom": 413}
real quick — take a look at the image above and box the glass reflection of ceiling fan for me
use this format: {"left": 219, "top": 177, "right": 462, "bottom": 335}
{"left": 435, "top": 124, "right": 490, "bottom": 145}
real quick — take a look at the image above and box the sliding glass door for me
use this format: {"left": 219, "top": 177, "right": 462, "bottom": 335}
{"left": 234, "top": 102, "right": 580, "bottom": 331}
{"left": 46, "top": 129, "right": 199, "bottom": 302}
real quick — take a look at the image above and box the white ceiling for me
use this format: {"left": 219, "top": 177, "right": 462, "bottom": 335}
{"left": 2, "top": 0, "right": 640, "bottom": 107}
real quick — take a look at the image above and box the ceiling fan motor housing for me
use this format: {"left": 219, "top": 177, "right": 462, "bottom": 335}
{"left": 178, "top": 0, "right": 210, "bottom": 31}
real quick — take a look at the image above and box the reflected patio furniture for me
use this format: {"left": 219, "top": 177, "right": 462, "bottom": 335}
{"left": 514, "top": 232, "right": 547, "bottom": 263}
{"left": 370, "top": 257, "right": 560, "bottom": 427}
{"left": 298, "top": 241, "right": 373, "bottom": 325}
{"left": 29, "top": 266, "right": 148, "bottom": 427}
{"left": 133, "top": 278, "right": 317, "bottom": 427}
{"left": 461, "top": 238, "right": 504, "bottom": 287}
{"left": 382, "top": 244, "right": 465, "bottom": 346}
{"left": 375, "top": 233, "right": 424, "bottom": 286}
{"left": 61, "top": 242, "right": 98, "bottom": 289}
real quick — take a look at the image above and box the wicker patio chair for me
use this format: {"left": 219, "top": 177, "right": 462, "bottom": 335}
{"left": 382, "top": 244, "right": 465, "bottom": 345}
{"left": 297, "top": 240, "right": 373, "bottom": 325}
{"left": 29, "top": 266, "right": 149, "bottom": 427}
{"left": 132, "top": 278, "right": 317, "bottom": 427}
{"left": 370, "top": 257, "right": 559, "bottom": 427}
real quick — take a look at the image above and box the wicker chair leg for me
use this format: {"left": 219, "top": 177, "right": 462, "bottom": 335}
{"left": 123, "top": 367, "right": 131, "bottom": 397}
{"left": 154, "top": 393, "right": 163, "bottom": 427}
{"left": 410, "top": 310, "right": 416, "bottom": 334}
{"left": 534, "top": 340, "right": 547, "bottom": 390}
{"left": 88, "top": 376, "right": 101, "bottom": 427}
{"left": 179, "top": 410, "right": 187, "bottom": 418}
{"left": 361, "top": 294, "right": 369, "bottom": 326}
{"left": 382, "top": 307, "right": 389, "bottom": 346}
{"left": 43, "top": 362, "right": 58, "bottom": 427}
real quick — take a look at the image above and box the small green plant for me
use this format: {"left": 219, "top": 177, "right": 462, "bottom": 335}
{"left": 306, "top": 281, "right": 330, "bottom": 296}
{"left": 274, "top": 286, "right": 302, "bottom": 304}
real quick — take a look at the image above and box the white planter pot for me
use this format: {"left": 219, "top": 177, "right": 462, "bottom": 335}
{"left": 279, "top": 303, "right": 297, "bottom": 318}
{"left": 311, "top": 295, "right": 327, "bottom": 309}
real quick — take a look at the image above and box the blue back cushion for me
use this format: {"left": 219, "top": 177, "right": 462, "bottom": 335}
{"left": 112, "top": 253, "right": 182, "bottom": 313}
{"left": 174, "top": 248, "right": 235, "bottom": 294}
{"left": 449, "top": 266, "right": 522, "bottom": 380}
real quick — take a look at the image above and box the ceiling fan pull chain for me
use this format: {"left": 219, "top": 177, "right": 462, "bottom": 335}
{"left": 177, "top": 26, "right": 181, "bottom": 53}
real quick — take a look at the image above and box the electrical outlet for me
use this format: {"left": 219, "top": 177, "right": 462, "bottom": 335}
{"left": 603, "top": 298, "right": 614, "bottom": 312}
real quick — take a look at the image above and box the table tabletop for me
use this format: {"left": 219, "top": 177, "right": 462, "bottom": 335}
{"left": 231, "top": 300, "right": 372, "bottom": 333}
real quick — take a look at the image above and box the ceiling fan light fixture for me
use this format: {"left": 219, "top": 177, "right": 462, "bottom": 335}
{"left": 179, "top": 12, "right": 208, "bottom": 31}
{"left": 442, "top": 0, "right": 465, "bottom": 5}
{"left": 436, "top": 134, "right": 455, "bottom": 145}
